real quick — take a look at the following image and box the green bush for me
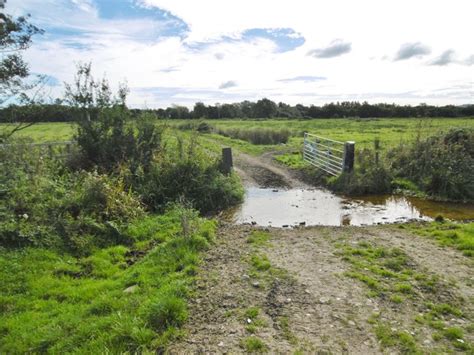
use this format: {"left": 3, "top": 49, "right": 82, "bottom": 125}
{"left": 136, "top": 138, "right": 244, "bottom": 214}
{"left": 388, "top": 128, "right": 474, "bottom": 201}
{"left": 74, "top": 110, "right": 162, "bottom": 173}
{"left": 0, "top": 147, "right": 143, "bottom": 252}
{"left": 327, "top": 148, "right": 392, "bottom": 195}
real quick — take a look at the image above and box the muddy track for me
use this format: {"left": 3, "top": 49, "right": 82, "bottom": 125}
{"left": 169, "top": 142, "right": 473, "bottom": 353}
{"left": 168, "top": 224, "right": 473, "bottom": 354}
{"left": 233, "top": 150, "right": 308, "bottom": 189}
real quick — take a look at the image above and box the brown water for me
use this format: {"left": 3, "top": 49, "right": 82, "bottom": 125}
{"left": 227, "top": 187, "right": 474, "bottom": 227}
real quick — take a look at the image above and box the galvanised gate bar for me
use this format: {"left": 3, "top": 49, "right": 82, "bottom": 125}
{"left": 303, "top": 133, "right": 355, "bottom": 176}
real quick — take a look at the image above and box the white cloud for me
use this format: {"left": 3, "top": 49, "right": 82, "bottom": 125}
{"left": 8, "top": 0, "right": 474, "bottom": 107}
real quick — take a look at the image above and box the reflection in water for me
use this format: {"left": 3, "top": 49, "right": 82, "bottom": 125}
{"left": 228, "top": 187, "right": 474, "bottom": 227}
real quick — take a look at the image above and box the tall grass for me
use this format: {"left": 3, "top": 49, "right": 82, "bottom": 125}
{"left": 215, "top": 127, "right": 291, "bottom": 145}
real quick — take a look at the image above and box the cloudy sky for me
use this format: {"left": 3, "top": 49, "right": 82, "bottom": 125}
{"left": 7, "top": 0, "right": 474, "bottom": 108}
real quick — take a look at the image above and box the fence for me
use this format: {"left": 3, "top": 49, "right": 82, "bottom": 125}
{"left": 303, "top": 133, "right": 355, "bottom": 176}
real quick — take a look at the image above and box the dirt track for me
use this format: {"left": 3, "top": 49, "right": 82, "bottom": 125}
{"left": 169, "top": 150, "right": 474, "bottom": 354}
{"left": 233, "top": 150, "right": 308, "bottom": 189}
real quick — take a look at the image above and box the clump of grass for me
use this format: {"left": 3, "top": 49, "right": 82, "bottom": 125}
{"left": 374, "top": 324, "right": 420, "bottom": 354}
{"left": 145, "top": 296, "right": 188, "bottom": 331}
{"left": 278, "top": 316, "right": 298, "bottom": 345}
{"left": 247, "top": 230, "right": 271, "bottom": 246}
{"left": 409, "top": 222, "right": 474, "bottom": 258}
{"left": 251, "top": 254, "right": 272, "bottom": 272}
{"left": 390, "top": 294, "right": 404, "bottom": 304}
{"left": 245, "top": 307, "right": 260, "bottom": 320}
{"left": 240, "top": 336, "right": 268, "bottom": 353}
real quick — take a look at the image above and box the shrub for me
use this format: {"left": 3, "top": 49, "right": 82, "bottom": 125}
{"left": 136, "top": 138, "right": 244, "bottom": 214}
{"left": 75, "top": 110, "right": 162, "bottom": 173}
{"left": 388, "top": 128, "right": 474, "bottom": 201}
{"left": 0, "top": 147, "right": 143, "bottom": 252}
{"left": 327, "top": 148, "right": 392, "bottom": 195}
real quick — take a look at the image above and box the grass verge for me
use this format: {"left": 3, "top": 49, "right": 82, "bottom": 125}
{"left": 0, "top": 208, "right": 216, "bottom": 353}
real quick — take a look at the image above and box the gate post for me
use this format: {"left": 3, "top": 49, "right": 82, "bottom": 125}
{"left": 222, "top": 147, "right": 233, "bottom": 175}
{"left": 343, "top": 141, "right": 355, "bottom": 173}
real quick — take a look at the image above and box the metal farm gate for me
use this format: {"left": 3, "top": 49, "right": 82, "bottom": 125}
{"left": 303, "top": 133, "right": 355, "bottom": 176}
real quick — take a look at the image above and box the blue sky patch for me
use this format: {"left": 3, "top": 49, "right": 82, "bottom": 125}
{"left": 94, "top": 0, "right": 189, "bottom": 38}
{"left": 241, "top": 28, "right": 305, "bottom": 52}
{"left": 186, "top": 27, "right": 305, "bottom": 53}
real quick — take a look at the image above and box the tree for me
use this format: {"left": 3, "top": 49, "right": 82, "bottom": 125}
{"left": 193, "top": 102, "right": 207, "bottom": 119}
{"left": 0, "top": 5, "right": 44, "bottom": 141}
{"left": 254, "top": 98, "right": 277, "bottom": 118}
{"left": 65, "top": 63, "right": 161, "bottom": 173}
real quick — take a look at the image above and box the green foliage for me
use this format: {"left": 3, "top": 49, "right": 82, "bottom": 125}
{"left": 216, "top": 127, "right": 291, "bottom": 145}
{"left": 240, "top": 336, "right": 268, "bottom": 353}
{"left": 244, "top": 307, "right": 260, "bottom": 320}
{"left": 75, "top": 109, "right": 163, "bottom": 173}
{"left": 251, "top": 254, "right": 272, "bottom": 271}
{"left": 145, "top": 296, "right": 188, "bottom": 331}
{"left": 409, "top": 222, "right": 474, "bottom": 258}
{"left": 374, "top": 324, "right": 421, "bottom": 354}
{"left": 327, "top": 148, "right": 393, "bottom": 195}
{"left": 136, "top": 136, "right": 244, "bottom": 214}
{"left": 247, "top": 230, "right": 271, "bottom": 246}
{"left": 0, "top": 208, "right": 215, "bottom": 353}
{"left": 389, "top": 128, "right": 474, "bottom": 201}
{"left": 0, "top": 147, "right": 143, "bottom": 252}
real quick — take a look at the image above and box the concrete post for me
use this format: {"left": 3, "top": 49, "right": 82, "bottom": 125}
{"left": 343, "top": 141, "right": 355, "bottom": 173}
{"left": 222, "top": 147, "right": 233, "bottom": 175}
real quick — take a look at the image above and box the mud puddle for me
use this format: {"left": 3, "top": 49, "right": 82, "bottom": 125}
{"left": 226, "top": 187, "right": 474, "bottom": 227}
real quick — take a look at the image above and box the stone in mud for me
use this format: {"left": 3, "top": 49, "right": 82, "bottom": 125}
{"left": 252, "top": 281, "right": 260, "bottom": 288}
{"left": 319, "top": 297, "right": 330, "bottom": 304}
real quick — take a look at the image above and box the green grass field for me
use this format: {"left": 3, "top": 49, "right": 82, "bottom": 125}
{"left": 188, "top": 117, "right": 474, "bottom": 149}
{"left": 0, "top": 122, "right": 74, "bottom": 142}
{"left": 3, "top": 118, "right": 473, "bottom": 145}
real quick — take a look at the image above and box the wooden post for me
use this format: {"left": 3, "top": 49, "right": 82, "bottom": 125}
{"left": 222, "top": 147, "right": 233, "bottom": 175}
{"left": 343, "top": 141, "right": 355, "bottom": 173}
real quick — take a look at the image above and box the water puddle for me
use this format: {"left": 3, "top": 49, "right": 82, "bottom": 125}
{"left": 226, "top": 187, "right": 474, "bottom": 227}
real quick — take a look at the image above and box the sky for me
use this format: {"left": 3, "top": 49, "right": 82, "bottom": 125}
{"left": 6, "top": 0, "right": 474, "bottom": 108}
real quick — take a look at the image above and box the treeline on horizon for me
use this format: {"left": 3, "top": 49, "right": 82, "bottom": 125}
{"left": 1, "top": 99, "right": 473, "bottom": 122}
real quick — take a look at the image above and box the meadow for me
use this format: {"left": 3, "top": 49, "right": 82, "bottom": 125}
{"left": 1, "top": 116, "right": 473, "bottom": 353}
{"left": 2, "top": 117, "right": 473, "bottom": 145}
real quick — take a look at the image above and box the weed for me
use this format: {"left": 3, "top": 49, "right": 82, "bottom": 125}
{"left": 409, "top": 222, "right": 474, "bottom": 259}
{"left": 145, "top": 296, "right": 188, "bottom": 332}
{"left": 374, "top": 324, "right": 420, "bottom": 354}
{"left": 240, "top": 336, "right": 268, "bottom": 353}
{"left": 251, "top": 254, "right": 272, "bottom": 272}
{"left": 245, "top": 307, "right": 260, "bottom": 320}
{"left": 278, "top": 316, "right": 298, "bottom": 345}
{"left": 390, "top": 294, "right": 404, "bottom": 304}
{"left": 247, "top": 230, "right": 271, "bottom": 246}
